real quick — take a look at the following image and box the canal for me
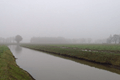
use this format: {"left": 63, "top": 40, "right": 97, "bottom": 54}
{"left": 9, "top": 45, "right": 120, "bottom": 80}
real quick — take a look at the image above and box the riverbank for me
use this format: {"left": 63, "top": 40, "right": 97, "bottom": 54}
{"left": 0, "top": 45, "right": 34, "bottom": 80}
{"left": 21, "top": 44, "right": 120, "bottom": 67}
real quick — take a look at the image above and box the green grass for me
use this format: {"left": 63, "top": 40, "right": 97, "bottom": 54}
{"left": 21, "top": 44, "right": 120, "bottom": 67}
{"left": 0, "top": 45, "right": 34, "bottom": 80}
{"left": 50, "top": 44, "right": 120, "bottom": 51}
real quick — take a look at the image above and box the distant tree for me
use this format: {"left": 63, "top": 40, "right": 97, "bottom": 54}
{"left": 117, "top": 35, "right": 120, "bottom": 44}
{"left": 87, "top": 38, "right": 92, "bottom": 43}
{"left": 0, "top": 37, "right": 2, "bottom": 43}
{"left": 12, "top": 37, "right": 15, "bottom": 43}
{"left": 2, "top": 38, "right": 5, "bottom": 43}
{"left": 112, "top": 34, "right": 119, "bottom": 44}
{"left": 80, "top": 38, "right": 86, "bottom": 43}
{"left": 107, "top": 35, "right": 112, "bottom": 44}
{"left": 15, "top": 35, "right": 23, "bottom": 43}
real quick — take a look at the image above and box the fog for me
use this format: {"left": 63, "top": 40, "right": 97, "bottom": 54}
{"left": 0, "top": 0, "right": 120, "bottom": 42}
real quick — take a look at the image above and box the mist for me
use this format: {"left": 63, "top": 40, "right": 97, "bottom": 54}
{"left": 0, "top": 0, "right": 120, "bottom": 42}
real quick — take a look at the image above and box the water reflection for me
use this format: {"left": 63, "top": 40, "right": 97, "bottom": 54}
{"left": 42, "top": 50, "right": 120, "bottom": 75}
{"left": 9, "top": 45, "right": 120, "bottom": 80}
{"left": 9, "top": 45, "right": 22, "bottom": 55}
{"left": 15, "top": 45, "right": 22, "bottom": 53}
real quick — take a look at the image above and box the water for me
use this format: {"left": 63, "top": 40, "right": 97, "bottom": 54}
{"left": 9, "top": 45, "right": 120, "bottom": 80}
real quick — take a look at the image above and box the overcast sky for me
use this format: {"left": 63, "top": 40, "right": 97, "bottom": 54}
{"left": 0, "top": 0, "right": 120, "bottom": 42}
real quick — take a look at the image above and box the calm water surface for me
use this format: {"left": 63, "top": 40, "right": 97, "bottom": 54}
{"left": 9, "top": 45, "right": 120, "bottom": 80}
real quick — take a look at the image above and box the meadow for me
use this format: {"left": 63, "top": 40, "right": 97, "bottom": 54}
{"left": 0, "top": 45, "right": 34, "bottom": 80}
{"left": 50, "top": 44, "right": 120, "bottom": 52}
{"left": 22, "top": 44, "right": 120, "bottom": 67}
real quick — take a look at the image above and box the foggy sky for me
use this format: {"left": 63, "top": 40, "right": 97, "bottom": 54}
{"left": 0, "top": 0, "right": 120, "bottom": 42}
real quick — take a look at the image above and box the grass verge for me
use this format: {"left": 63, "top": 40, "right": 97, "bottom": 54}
{"left": 21, "top": 44, "right": 120, "bottom": 67}
{"left": 0, "top": 45, "right": 34, "bottom": 80}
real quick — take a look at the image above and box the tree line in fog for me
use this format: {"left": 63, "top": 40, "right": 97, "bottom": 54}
{"left": 30, "top": 37, "right": 92, "bottom": 44}
{"left": 30, "top": 34, "right": 120, "bottom": 44}
{"left": 0, "top": 37, "right": 15, "bottom": 43}
{"left": 107, "top": 34, "right": 120, "bottom": 44}
{"left": 0, "top": 35, "right": 22, "bottom": 44}
{"left": 1, "top": 34, "right": 120, "bottom": 44}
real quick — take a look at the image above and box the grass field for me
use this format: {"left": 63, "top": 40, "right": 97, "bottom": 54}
{"left": 0, "top": 45, "right": 34, "bottom": 80}
{"left": 50, "top": 44, "right": 120, "bottom": 51}
{"left": 21, "top": 44, "right": 120, "bottom": 67}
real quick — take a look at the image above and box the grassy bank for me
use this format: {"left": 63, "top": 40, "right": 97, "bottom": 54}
{"left": 21, "top": 44, "right": 120, "bottom": 67}
{"left": 0, "top": 45, "right": 34, "bottom": 80}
